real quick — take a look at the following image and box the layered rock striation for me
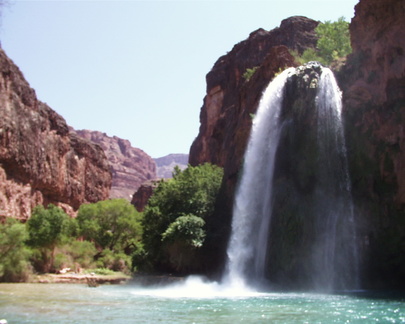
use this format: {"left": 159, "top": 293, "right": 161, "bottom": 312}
{"left": 74, "top": 130, "right": 156, "bottom": 200}
{"left": 0, "top": 49, "right": 111, "bottom": 219}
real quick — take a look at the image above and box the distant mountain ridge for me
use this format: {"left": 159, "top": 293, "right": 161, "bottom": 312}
{"left": 74, "top": 130, "right": 157, "bottom": 200}
{"left": 154, "top": 154, "right": 188, "bottom": 178}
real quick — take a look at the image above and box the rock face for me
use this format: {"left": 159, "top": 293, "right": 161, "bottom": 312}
{"left": 74, "top": 130, "right": 156, "bottom": 200}
{"left": 0, "top": 49, "right": 111, "bottom": 219}
{"left": 190, "top": 16, "right": 318, "bottom": 168}
{"left": 189, "top": 16, "right": 319, "bottom": 274}
{"left": 131, "top": 154, "right": 188, "bottom": 212}
{"left": 154, "top": 154, "right": 188, "bottom": 178}
{"left": 340, "top": 0, "right": 405, "bottom": 288}
{"left": 131, "top": 180, "right": 159, "bottom": 212}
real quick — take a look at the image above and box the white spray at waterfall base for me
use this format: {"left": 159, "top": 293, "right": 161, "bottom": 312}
{"left": 130, "top": 275, "right": 264, "bottom": 298}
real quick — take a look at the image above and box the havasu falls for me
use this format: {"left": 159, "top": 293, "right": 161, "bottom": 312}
{"left": 225, "top": 62, "right": 359, "bottom": 292}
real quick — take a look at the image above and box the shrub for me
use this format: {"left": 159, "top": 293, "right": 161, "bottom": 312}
{"left": 294, "top": 17, "right": 352, "bottom": 66}
{"left": 242, "top": 66, "right": 259, "bottom": 81}
{"left": 84, "top": 268, "right": 115, "bottom": 276}
{"left": 141, "top": 163, "right": 223, "bottom": 272}
{"left": 0, "top": 218, "right": 32, "bottom": 282}
{"left": 77, "top": 199, "right": 142, "bottom": 253}
{"left": 162, "top": 214, "right": 206, "bottom": 248}
{"left": 26, "top": 204, "right": 74, "bottom": 273}
{"left": 96, "top": 249, "right": 132, "bottom": 273}
{"left": 53, "top": 240, "right": 98, "bottom": 272}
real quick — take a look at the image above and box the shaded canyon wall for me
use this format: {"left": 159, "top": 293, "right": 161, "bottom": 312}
{"left": 340, "top": 0, "right": 405, "bottom": 288}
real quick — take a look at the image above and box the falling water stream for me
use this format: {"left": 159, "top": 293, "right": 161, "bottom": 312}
{"left": 224, "top": 67, "right": 295, "bottom": 288}
{"left": 224, "top": 64, "right": 359, "bottom": 291}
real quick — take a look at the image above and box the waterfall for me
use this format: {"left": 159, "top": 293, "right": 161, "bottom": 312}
{"left": 224, "top": 67, "right": 295, "bottom": 288}
{"left": 224, "top": 64, "right": 358, "bottom": 291}
{"left": 311, "top": 68, "right": 359, "bottom": 291}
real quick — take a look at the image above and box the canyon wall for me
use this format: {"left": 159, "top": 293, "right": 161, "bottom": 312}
{"left": 74, "top": 130, "right": 156, "bottom": 201}
{"left": 0, "top": 49, "right": 112, "bottom": 219}
{"left": 341, "top": 0, "right": 405, "bottom": 288}
{"left": 190, "top": 0, "right": 405, "bottom": 288}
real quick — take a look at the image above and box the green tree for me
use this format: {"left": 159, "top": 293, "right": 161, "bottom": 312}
{"left": 77, "top": 199, "right": 142, "bottom": 253}
{"left": 141, "top": 163, "right": 223, "bottom": 272}
{"left": 27, "top": 204, "right": 73, "bottom": 272}
{"left": 295, "top": 17, "right": 352, "bottom": 65}
{"left": 162, "top": 214, "right": 206, "bottom": 248}
{"left": 316, "top": 17, "right": 351, "bottom": 64}
{"left": 0, "top": 218, "right": 32, "bottom": 282}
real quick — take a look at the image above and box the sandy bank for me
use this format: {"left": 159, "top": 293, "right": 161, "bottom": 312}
{"left": 32, "top": 273, "right": 131, "bottom": 285}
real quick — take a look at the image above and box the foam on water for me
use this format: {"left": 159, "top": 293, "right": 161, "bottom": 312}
{"left": 130, "top": 275, "right": 265, "bottom": 299}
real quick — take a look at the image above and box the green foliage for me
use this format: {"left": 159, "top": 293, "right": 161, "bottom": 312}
{"left": 27, "top": 204, "right": 74, "bottom": 273}
{"left": 0, "top": 199, "right": 142, "bottom": 280}
{"left": 27, "top": 204, "right": 72, "bottom": 249}
{"left": 53, "top": 240, "right": 98, "bottom": 271}
{"left": 316, "top": 17, "right": 351, "bottom": 64}
{"left": 295, "top": 17, "right": 352, "bottom": 65}
{"left": 162, "top": 214, "right": 206, "bottom": 248}
{"left": 141, "top": 163, "right": 223, "bottom": 271}
{"left": 242, "top": 66, "right": 259, "bottom": 81}
{"left": 95, "top": 249, "right": 132, "bottom": 273}
{"left": 77, "top": 199, "right": 142, "bottom": 253}
{"left": 0, "top": 218, "right": 32, "bottom": 282}
{"left": 84, "top": 268, "right": 115, "bottom": 276}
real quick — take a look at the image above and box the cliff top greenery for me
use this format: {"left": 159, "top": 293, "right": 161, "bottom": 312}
{"left": 293, "top": 17, "right": 352, "bottom": 66}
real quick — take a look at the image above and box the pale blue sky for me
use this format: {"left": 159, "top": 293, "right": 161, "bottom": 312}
{"left": 0, "top": 0, "right": 359, "bottom": 158}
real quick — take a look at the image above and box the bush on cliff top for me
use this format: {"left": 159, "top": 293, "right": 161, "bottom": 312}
{"left": 294, "top": 17, "right": 352, "bottom": 66}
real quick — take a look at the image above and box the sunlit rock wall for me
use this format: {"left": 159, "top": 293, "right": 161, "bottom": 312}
{"left": 0, "top": 49, "right": 111, "bottom": 219}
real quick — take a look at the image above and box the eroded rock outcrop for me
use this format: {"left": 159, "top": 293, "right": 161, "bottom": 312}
{"left": 340, "top": 0, "right": 405, "bottom": 288}
{"left": 74, "top": 130, "right": 156, "bottom": 200}
{"left": 0, "top": 49, "right": 111, "bottom": 219}
{"left": 131, "top": 179, "right": 159, "bottom": 212}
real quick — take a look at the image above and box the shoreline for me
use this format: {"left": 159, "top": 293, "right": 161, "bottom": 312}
{"left": 31, "top": 273, "right": 131, "bottom": 285}
{"left": 28, "top": 273, "right": 185, "bottom": 286}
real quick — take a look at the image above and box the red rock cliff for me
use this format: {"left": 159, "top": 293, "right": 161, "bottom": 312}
{"left": 190, "top": 16, "right": 318, "bottom": 169}
{"left": 75, "top": 130, "right": 156, "bottom": 200}
{"left": 0, "top": 48, "right": 112, "bottom": 219}
{"left": 188, "top": 16, "right": 319, "bottom": 274}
